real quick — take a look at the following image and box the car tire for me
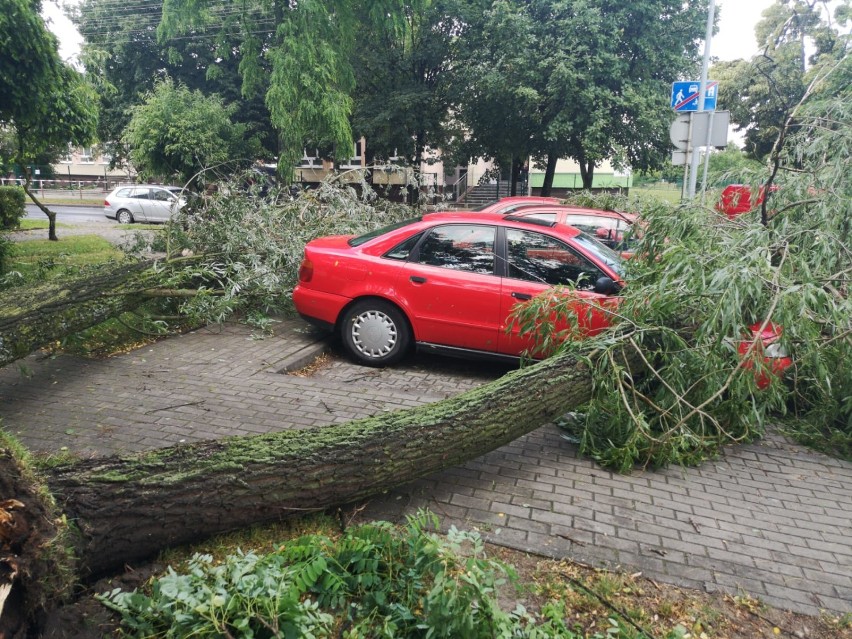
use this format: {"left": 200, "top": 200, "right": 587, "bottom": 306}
{"left": 116, "top": 209, "right": 134, "bottom": 224}
{"left": 341, "top": 299, "right": 411, "bottom": 367}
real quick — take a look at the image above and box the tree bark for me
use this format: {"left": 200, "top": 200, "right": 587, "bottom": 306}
{"left": 579, "top": 156, "right": 595, "bottom": 191}
{"left": 0, "top": 261, "right": 161, "bottom": 367}
{"left": 541, "top": 148, "right": 558, "bottom": 197}
{"left": 21, "top": 165, "right": 58, "bottom": 242}
{"left": 45, "top": 346, "right": 638, "bottom": 577}
{"left": 510, "top": 156, "right": 520, "bottom": 196}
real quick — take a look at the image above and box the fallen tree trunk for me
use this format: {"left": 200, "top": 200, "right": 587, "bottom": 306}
{"left": 46, "top": 346, "right": 637, "bottom": 577}
{"left": 0, "top": 260, "right": 163, "bottom": 367}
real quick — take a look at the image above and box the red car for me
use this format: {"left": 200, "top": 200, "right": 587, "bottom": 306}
{"left": 495, "top": 205, "right": 638, "bottom": 253}
{"left": 716, "top": 184, "right": 778, "bottom": 219}
{"left": 472, "top": 196, "right": 562, "bottom": 215}
{"left": 294, "top": 212, "right": 624, "bottom": 366}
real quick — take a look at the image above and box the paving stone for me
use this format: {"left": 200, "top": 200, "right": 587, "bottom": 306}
{"left": 2, "top": 318, "right": 850, "bottom": 617}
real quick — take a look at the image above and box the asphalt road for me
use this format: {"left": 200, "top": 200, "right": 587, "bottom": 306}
{"left": 25, "top": 203, "right": 109, "bottom": 223}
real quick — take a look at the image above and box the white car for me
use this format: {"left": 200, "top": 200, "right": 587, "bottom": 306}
{"left": 104, "top": 185, "right": 186, "bottom": 224}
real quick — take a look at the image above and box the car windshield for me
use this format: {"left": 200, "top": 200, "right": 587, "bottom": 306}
{"left": 349, "top": 217, "right": 423, "bottom": 246}
{"left": 572, "top": 232, "right": 624, "bottom": 277}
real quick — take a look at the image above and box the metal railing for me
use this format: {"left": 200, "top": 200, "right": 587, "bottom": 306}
{"left": 449, "top": 171, "right": 469, "bottom": 202}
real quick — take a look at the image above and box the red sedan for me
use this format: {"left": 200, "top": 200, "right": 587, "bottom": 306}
{"left": 497, "top": 205, "right": 638, "bottom": 252}
{"left": 294, "top": 212, "right": 624, "bottom": 366}
{"left": 472, "top": 196, "right": 563, "bottom": 214}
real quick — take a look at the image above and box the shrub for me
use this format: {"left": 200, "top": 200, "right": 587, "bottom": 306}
{"left": 0, "top": 186, "right": 26, "bottom": 229}
{"left": 99, "top": 511, "right": 582, "bottom": 638}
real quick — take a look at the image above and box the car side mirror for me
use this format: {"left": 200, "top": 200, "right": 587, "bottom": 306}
{"left": 594, "top": 276, "right": 617, "bottom": 295}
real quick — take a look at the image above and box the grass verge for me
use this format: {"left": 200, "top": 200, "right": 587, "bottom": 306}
{"left": 4, "top": 235, "right": 124, "bottom": 281}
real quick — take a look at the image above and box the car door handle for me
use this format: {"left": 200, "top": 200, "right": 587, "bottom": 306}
{"left": 410, "top": 276, "right": 427, "bottom": 284}
{"left": 511, "top": 292, "right": 532, "bottom": 300}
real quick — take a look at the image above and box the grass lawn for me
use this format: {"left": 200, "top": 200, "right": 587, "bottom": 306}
{"left": 5, "top": 235, "right": 125, "bottom": 280}
{"left": 630, "top": 185, "right": 683, "bottom": 204}
{"left": 13, "top": 219, "right": 70, "bottom": 230}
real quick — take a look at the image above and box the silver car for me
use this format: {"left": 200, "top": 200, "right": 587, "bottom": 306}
{"left": 104, "top": 185, "right": 186, "bottom": 224}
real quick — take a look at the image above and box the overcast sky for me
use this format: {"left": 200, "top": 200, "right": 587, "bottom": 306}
{"left": 44, "top": 0, "right": 782, "bottom": 65}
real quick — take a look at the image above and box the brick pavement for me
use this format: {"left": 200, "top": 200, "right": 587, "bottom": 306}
{"left": 1, "top": 319, "right": 849, "bottom": 616}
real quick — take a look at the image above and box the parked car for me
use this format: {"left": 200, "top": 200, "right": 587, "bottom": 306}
{"left": 497, "top": 205, "right": 638, "bottom": 253}
{"left": 294, "top": 211, "right": 793, "bottom": 387}
{"left": 715, "top": 184, "right": 778, "bottom": 219}
{"left": 294, "top": 212, "right": 623, "bottom": 366}
{"left": 472, "top": 196, "right": 562, "bottom": 214}
{"left": 104, "top": 185, "right": 187, "bottom": 224}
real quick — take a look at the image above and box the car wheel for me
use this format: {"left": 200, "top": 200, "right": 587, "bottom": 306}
{"left": 116, "top": 209, "right": 134, "bottom": 224}
{"left": 341, "top": 300, "right": 411, "bottom": 367}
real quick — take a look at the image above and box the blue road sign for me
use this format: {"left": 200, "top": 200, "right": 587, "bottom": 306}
{"left": 671, "top": 81, "right": 718, "bottom": 112}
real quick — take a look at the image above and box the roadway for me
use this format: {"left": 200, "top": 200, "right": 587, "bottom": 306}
{"left": 25, "top": 203, "right": 109, "bottom": 223}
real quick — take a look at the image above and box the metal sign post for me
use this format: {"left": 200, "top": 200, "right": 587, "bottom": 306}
{"left": 687, "top": 0, "right": 716, "bottom": 199}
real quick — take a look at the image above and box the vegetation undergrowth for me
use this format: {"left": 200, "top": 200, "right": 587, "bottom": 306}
{"left": 96, "top": 510, "right": 852, "bottom": 639}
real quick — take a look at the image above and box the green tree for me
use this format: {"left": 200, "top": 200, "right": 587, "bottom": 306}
{"left": 714, "top": 0, "right": 849, "bottom": 160}
{"left": 0, "top": 0, "right": 97, "bottom": 240}
{"left": 350, "top": 0, "right": 458, "bottom": 172}
{"left": 706, "top": 144, "right": 765, "bottom": 186}
{"left": 123, "top": 78, "right": 259, "bottom": 187}
{"left": 158, "top": 0, "right": 408, "bottom": 179}
{"left": 456, "top": 0, "right": 707, "bottom": 193}
{"left": 73, "top": 0, "right": 277, "bottom": 169}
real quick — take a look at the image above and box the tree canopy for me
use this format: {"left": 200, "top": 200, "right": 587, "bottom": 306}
{"left": 0, "top": 0, "right": 98, "bottom": 240}
{"left": 454, "top": 0, "right": 708, "bottom": 190}
{"left": 714, "top": 0, "right": 850, "bottom": 160}
{"left": 123, "top": 78, "right": 260, "bottom": 186}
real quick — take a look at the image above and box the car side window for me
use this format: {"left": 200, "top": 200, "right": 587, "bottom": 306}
{"left": 385, "top": 232, "right": 424, "bottom": 260}
{"left": 131, "top": 188, "right": 150, "bottom": 200}
{"left": 115, "top": 188, "right": 132, "bottom": 198}
{"left": 152, "top": 189, "right": 173, "bottom": 201}
{"left": 415, "top": 224, "right": 496, "bottom": 275}
{"left": 505, "top": 229, "right": 603, "bottom": 289}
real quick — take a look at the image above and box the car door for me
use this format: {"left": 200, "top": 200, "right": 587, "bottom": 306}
{"left": 127, "top": 187, "right": 152, "bottom": 221}
{"left": 399, "top": 223, "right": 502, "bottom": 352}
{"left": 498, "top": 228, "right": 616, "bottom": 357}
{"left": 144, "top": 188, "right": 178, "bottom": 222}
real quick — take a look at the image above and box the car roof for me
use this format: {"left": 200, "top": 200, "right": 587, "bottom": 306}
{"left": 505, "top": 204, "right": 636, "bottom": 221}
{"left": 421, "top": 210, "right": 582, "bottom": 236}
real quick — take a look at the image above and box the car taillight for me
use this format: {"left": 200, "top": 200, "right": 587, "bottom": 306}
{"left": 298, "top": 259, "right": 314, "bottom": 282}
{"left": 104, "top": 200, "right": 110, "bottom": 206}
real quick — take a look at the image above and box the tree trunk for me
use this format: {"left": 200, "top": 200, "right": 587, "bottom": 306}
{"left": 510, "top": 157, "right": 519, "bottom": 196}
{"left": 21, "top": 170, "right": 58, "bottom": 241}
{"left": 541, "top": 148, "right": 558, "bottom": 197}
{"left": 0, "top": 261, "right": 160, "bottom": 367}
{"left": 579, "top": 155, "right": 595, "bottom": 190}
{"left": 45, "top": 345, "right": 639, "bottom": 577}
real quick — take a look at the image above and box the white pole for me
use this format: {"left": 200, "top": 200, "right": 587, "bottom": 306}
{"left": 688, "top": 0, "right": 716, "bottom": 199}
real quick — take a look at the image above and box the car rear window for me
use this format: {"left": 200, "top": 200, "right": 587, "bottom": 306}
{"left": 349, "top": 217, "right": 423, "bottom": 247}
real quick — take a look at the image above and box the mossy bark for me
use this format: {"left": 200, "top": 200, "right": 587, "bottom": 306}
{"left": 46, "top": 347, "right": 636, "bottom": 577}
{"left": 0, "top": 261, "right": 161, "bottom": 367}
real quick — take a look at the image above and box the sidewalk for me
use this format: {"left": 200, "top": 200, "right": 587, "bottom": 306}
{"left": 1, "top": 319, "right": 849, "bottom": 615}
